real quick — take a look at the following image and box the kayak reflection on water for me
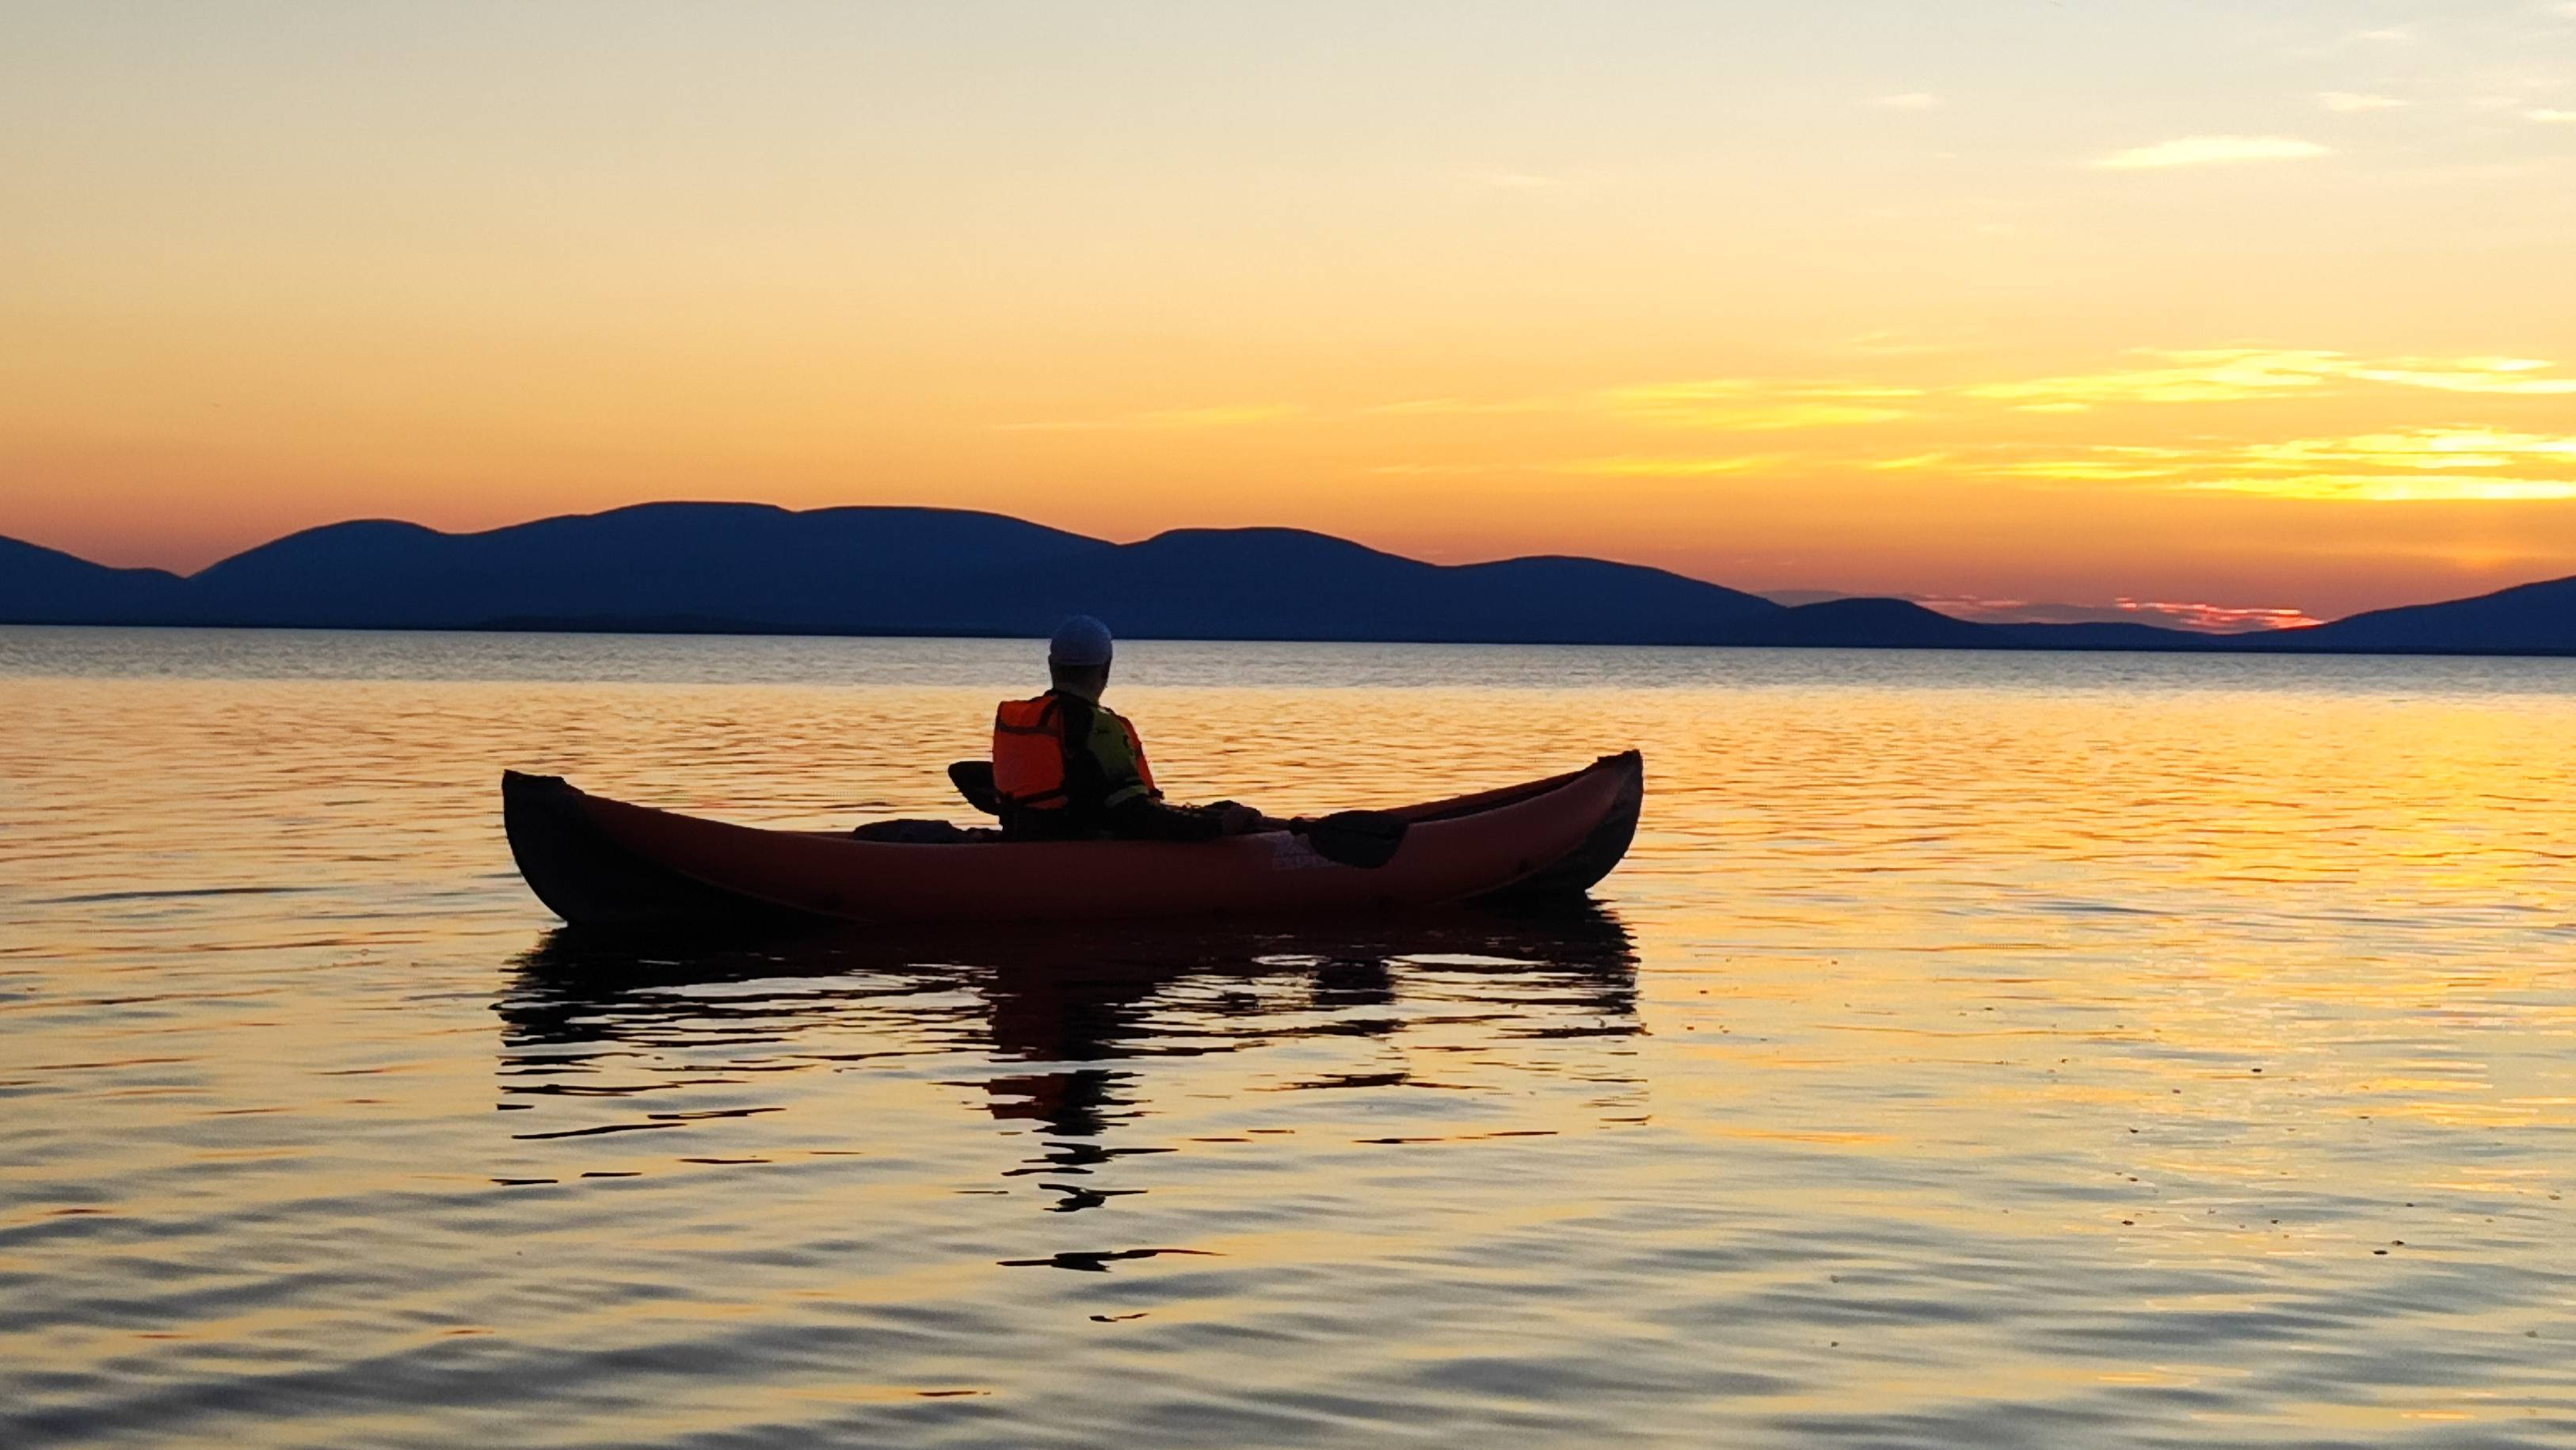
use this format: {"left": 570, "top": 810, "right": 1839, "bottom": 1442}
{"left": 496, "top": 904, "right": 1640, "bottom": 1160}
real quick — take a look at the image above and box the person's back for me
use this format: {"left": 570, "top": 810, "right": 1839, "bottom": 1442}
{"left": 991, "top": 616, "right": 1262, "bottom": 841}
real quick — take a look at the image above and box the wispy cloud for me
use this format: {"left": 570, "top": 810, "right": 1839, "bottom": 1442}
{"left": 1362, "top": 356, "right": 2559, "bottom": 434}
{"left": 2114, "top": 599, "right": 2323, "bottom": 631}
{"left": 993, "top": 404, "right": 1302, "bottom": 432}
{"left": 1645, "top": 402, "right": 1917, "bottom": 431}
{"left": 1966, "top": 349, "right": 2576, "bottom": 408}
{"left": 1355, "top": 379, "right": 1918, "bottom": 430}
{"left": 1986, "top": 428, "right": 2576, "bottom": 504}
{"left": 2528, "top": 108, "right": 2576, "bottom": 123}
{"left": 1870, "top": 93, "right": 1944, "bottom": 110}
{"left": 1359, "top": 396, "right": 1558, "bottom": 417}
{"left": 2351, "top": 25, "right": 2418, "bottom": 44}
{"left": 1600, "top": 380, "right": 1918, "bottom": 430}
{"left": 1364, "top": 455, "right": 1781, "bottom": 481}
{"left": 2344, "top": 358, "right": 2576, "bottom": 394}
{"left": 1905, "top": 593, "right": 2320, "bottom": 632}
{"left": 1099, "top": 353, "right": 2576, "bottom": 516}
{"left": 1967, "top": 349, "right": 2342, "bottom": 406}
{"left": 2090, "top": 135, "right": 2331, "bottom": 169}
{"left": 2184, "top": 474, "right": 2576, "bottom": 502}
{"left": 2319, "top": 90, "right": 2407, "bottom": 112}
{"left": 1362, "top": 462, "right": 1503, "bottom": 478}
{"left": 1552, "top": 455, "right": 1777, "bottom": 478}
{"left": 2234, "top": 428, "right": 2576, "bottom": 472}
{"left": 1993, "top": 456, "right": 2193, "bottom": 482}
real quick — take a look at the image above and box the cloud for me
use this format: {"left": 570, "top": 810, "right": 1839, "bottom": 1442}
{"left": 2184, "top": 474, "right": 2576, "bottom": 502}
{"left": 2528, "top": 108, "right": 2576, "bottom": 123}
{"left": 2090, "top": 135, "right": 2332, "bottom": 169}
{"left": 1894, "top": 593, "right": 2320, "bottom": 633}
{"left": 1552, "top": 455, "right": 1775, "bottom": 478}
{"left": 1994, "top": 458, "right": 2189, "bottom": 481}
{"left": 1353, "top": 355, "right": 2576, "bottom": 502}
{"left": 2113, "top": 599, "right": 2323, "bottom": 631}
{"left": 993, "top": 404, "right": 1302, "bottom": 432}
{"left": 1870, "top": 93, "right": 1944, "bottom": 110}
{"left": 1366, "top": 455, "right": 1781, "bottom": 481}
{"left": 1987, "top": 428, "right": 2576, "bottom": 503}
{"left": 1659, "top": 402, "right": 1917, "bottom": 430}
{"left": 2319, "top": 91, "right": 2408, "bottom": 111}
{"left": 1600, "top": 383, "right": 1915, "bottom": 431}
{"left": 1355, "top": 378, "right": 1921, "bottom": 430}
{"left": 2352, "top": 25, "right": 2417, "bottom": 43}
{"left": 1611, "top": 379, "right": 1923, "bottom": 403}
{"left": 1359, "top": 395, "right": 1563, "bottom": 417}
{"left": 1965, "top": 349, "right": 2576, "bottom": 408}
{"left": 1362, "top": 462, "right": 1501, "bottom": 477}
{"left": 1966, "top": 349, "right": 2344, "bottom": 405}
{"left": 2233, "top": 428, "right": 2576, "bottom": 471}
{"left": 2344, "top": 358, "right": 2576, "bottom": 394}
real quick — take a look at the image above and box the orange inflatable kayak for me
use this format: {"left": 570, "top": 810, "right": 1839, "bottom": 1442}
{"left": 503, "top": 752, "right": 1641, "bottom": 928}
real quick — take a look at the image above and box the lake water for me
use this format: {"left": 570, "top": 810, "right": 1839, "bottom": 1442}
{"left": 5, "top": 626, "right": 2575, "bottom": 1448}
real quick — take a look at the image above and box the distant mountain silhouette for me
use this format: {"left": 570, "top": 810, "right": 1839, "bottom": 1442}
{"left": 988, "top": 527, "right": 1781, "bottom": 643}
{"left": 2, "top": 502, "right": 2569, "bottom": 655}
{"left": 174, "top": 504, "right": 1103, "bottom": 631}
{"left": 0, "top": 535, "right": 185, "bottom": 624}
{"left": 2282, "top": 574, "right": 2576, "bottom": 655}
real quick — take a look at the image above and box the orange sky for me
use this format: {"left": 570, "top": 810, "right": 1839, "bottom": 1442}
{"left": 4, "top": 2, "right": 2574, "bottom": 622}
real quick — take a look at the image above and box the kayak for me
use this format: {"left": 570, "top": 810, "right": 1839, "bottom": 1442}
{"left": 502, "top": 751, "right": 1642, "bottom": 929}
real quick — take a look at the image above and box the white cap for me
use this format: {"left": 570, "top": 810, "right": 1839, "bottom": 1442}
{"left": 1048, "top": 615, "right": 1114, "bottom": 667}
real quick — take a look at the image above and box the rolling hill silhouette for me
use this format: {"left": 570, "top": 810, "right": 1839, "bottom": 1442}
{"left": 0, "top": 535, "right": 185, "bottom": 624}
{"left": 2282, "top": 574, "right": 2576, "bottom": 655}
{"left": 2, "top": 502, "right": 2568, "bottom": 655}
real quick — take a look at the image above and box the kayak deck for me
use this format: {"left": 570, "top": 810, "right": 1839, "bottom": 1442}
{"left": 504, "top": 751, "right": 1642, "bottom": 929}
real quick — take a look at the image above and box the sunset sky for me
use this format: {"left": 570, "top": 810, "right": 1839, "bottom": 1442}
{"left": 5, "top": 1, "right": 2574, "bottom": 624}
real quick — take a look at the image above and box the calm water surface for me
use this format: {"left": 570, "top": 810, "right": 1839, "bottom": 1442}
{"left": 5, "top": 627, "right": 2574, "bottom": 1448}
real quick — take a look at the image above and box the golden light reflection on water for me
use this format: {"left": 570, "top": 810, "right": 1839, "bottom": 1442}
{"left": 2, "top": 630, "right": 2574, "bottom": 1447}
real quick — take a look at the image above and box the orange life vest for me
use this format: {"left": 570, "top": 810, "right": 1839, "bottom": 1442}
{"left": 992, "top": 693, "right": 1157, "bottom": 813}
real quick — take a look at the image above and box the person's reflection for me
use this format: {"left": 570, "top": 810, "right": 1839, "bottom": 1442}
{"left": 978, "top": 961, "right": 1170, "bottom": 1141}
{"left": 965, "top": 908, "right": 1636, "bottom": 1144}
{"left": 1309, "top": 957, "right": 1397, "bottom": 1012}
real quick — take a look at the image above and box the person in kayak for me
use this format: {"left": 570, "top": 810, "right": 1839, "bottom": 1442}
{"left": 992, "top": 616, "right": 1268, "bottom": 842}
